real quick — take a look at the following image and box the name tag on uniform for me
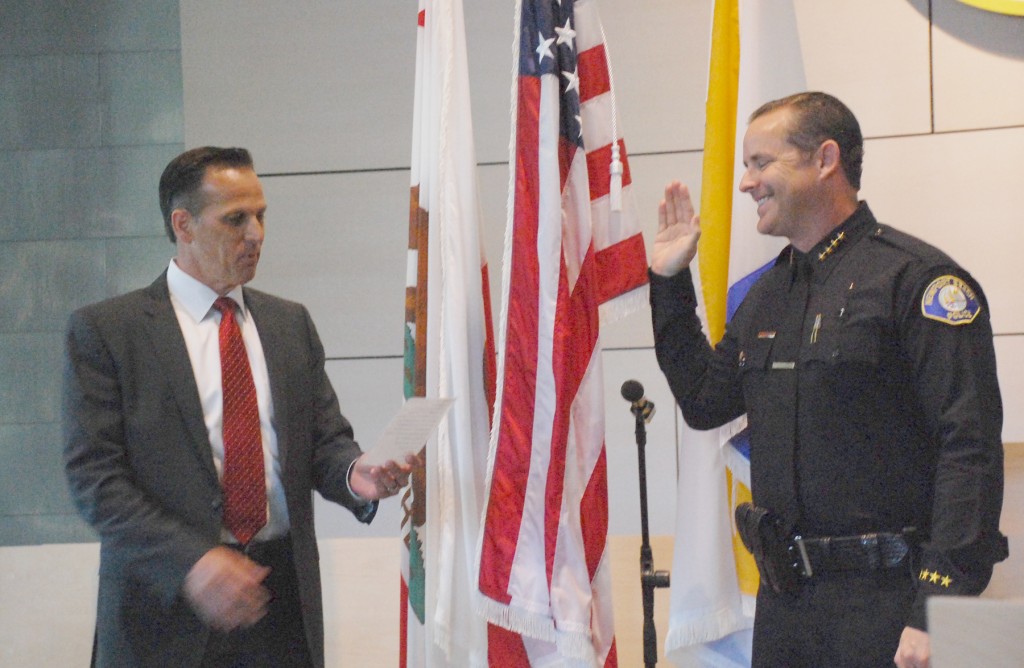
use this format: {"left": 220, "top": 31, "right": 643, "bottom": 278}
{"left": 771, "top": 362, "right": 796, "bottom": 370}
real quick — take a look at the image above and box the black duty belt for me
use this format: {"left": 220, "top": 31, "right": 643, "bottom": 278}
{"left": 791, "top": 531, "right": 911, "bottom": 577}
{"left": 735, "top": 502, "right": 915, "bottom": 594}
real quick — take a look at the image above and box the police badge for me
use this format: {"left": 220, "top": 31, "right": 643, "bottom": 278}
{"left": 921, "top": 275, "right": 982, "bottom": 325}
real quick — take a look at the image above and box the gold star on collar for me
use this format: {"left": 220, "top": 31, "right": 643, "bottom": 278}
{"left": 817, "top": 231, "right": 846, "bottom": 262}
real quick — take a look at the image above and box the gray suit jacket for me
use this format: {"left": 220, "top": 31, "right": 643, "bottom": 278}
{"left": 63, "top": 273, "right": 375, "bottom": 667}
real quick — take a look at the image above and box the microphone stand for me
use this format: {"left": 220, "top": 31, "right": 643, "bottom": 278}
{"left": 632, "top": 403, "right": 670, "bottom": 667}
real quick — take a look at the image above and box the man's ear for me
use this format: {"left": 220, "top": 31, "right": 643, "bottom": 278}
{"left": 171, "top": 209, "right": 193, "bottom": 243}
{"left": 818, "top": 140, "right": 842, "bottom": 179}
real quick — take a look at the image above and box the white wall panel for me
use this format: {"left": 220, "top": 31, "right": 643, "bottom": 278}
{"left": 995, "top": 336, "right": 1024, "bottom": 444}
{"left": 180, "top": 0, "right": 415, "bottom": 173}
{"left": 603, "top": 348, "right": 679, "bottom": 536}
{"left": 794, "top": 0, "right": 933, "bottom": 137}
{"left": 860, "top": 127, "right": 1024, "bottom": 334}
{"left": 598, "top": 0, "right": 712, "bottom": 155}
{"left": 463, "top": 0, "right": 517, "bottom": 165}
{"left": 932, "top": 1, "right": 1024, "bottom": 132}
{"left": 250, "top": 170, "right": 409, "bottom": 359}
{"left": 0, "top": 543, "right": 97, "bottom": 666}
{"left": 316, "top": 358, "right": 406, "bottom": 540}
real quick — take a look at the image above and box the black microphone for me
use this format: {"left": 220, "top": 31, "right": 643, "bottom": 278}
{"left": 621, "top": 379, "right": 655, "bottom": 423}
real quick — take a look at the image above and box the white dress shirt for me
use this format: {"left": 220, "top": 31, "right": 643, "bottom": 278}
{"left": 166, "top": 259, "right": 289, "bottom": 542}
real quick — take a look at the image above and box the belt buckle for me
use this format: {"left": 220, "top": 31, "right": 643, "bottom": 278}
{"left": 859, "top": 533, "right": 881, "bottom": 569}
{"left": 790, "top": 535, "right": 814, "bottom": 578}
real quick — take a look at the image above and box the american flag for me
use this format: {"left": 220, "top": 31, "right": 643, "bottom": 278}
{"left": 477, "top": 0, "right": 648, "bottom": 664}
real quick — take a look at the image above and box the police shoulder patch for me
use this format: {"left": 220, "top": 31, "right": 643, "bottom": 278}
{"left": 921, "top": 275, "right": 982, "bottom": 325}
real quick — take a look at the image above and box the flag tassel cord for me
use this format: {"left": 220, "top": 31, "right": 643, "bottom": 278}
{"left": 600, "top": 22, "right": 623, "bottom": 215}
{"left": 597, "top": 15, "right": 648, "bottom": 328}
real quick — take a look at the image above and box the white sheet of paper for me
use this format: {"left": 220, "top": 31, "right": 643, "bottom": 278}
{"left": 360, "top": 397, "right": 455, "bottom": 467}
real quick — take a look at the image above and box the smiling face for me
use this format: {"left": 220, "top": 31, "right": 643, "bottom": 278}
{"left": 172, "top": 166, "right": 267, "bottom": 295}
{"left": 739, "top": 107, "right": 826, "bottom": 250}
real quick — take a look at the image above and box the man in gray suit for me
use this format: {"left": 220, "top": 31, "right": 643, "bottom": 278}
{"left": 63, "top": 147, "right": 415, "bottom": 667}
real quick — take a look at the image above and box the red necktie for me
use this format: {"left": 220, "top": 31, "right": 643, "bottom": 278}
{"left": 213, "top": 297, "right": 266, "bottom": 545}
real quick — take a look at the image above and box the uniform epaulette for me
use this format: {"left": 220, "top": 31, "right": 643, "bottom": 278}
{"left": 866, "top": 223, "right": 955, "bottom": 267}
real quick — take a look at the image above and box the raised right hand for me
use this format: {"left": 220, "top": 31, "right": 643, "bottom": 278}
{"left": 651, "top": 181, "right": 701, "bottom": 278}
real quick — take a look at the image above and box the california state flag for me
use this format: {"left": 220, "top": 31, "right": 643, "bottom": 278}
{"left": 401, "top": 0, "right": 495, "bottom": 665}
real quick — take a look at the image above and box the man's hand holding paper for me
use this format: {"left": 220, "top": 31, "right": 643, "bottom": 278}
{"left": 350, "top": 398, "right": 454, "bottom": 499}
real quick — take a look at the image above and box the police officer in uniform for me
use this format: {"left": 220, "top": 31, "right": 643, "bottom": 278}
{"left": 649, "top": 92, "right": 1007, "bottom": 668}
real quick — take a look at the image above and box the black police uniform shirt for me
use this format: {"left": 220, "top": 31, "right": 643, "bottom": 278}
{"left": 650, "top": 202, "right": 1007, "bottom": 629}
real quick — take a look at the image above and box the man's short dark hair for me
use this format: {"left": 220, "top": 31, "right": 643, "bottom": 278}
{"left": 750, "top": 92, "right": 864, "bottom": 190}
{"left": 158, "top": 147, "right": 254, "bottom": 242}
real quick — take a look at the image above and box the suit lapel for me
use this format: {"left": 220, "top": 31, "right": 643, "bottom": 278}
{"left": 244, "top": 289, "right": 292, "bottom": 473}
{"left": 142, "top": 274, "right": 219, "bottom": 486}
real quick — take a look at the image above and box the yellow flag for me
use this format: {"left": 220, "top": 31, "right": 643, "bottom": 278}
{"left": 697, "top": 0, "right": 739, "bottom": 346}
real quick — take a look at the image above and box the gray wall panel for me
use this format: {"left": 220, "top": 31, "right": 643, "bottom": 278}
{"left": 598, "top": 0, "right": 713, "bottom": 155}
{"left": 0, "top": 0, "right": 179, "bottom": 55}
{"left": 996, "top": 336, "right": 1024, "bottom": 444}
{"left": 0, "top": 240, "right": 107, "bottom": 333}
{"left": 0, "top": 423, "right": 93, "bottom": 546}
{"left": 860, "top": 127, "right": 1024, "bottom": 335}
{"left": 105, "top": 236, "right": 175, "bottom": 296}
{"left": 0, "top": 54, "right": 100, "bottom": 150}
{"left": 88, "top": 144, "right": 187, "bottom": 239}
{"left": 0, "top": 0, "right": 184, "bottom": 548}
{"left": 0, "top": 144, "right": 181, "bottom": 243}
{"left": 100, "top": 50, "right": 184, "bottom": 146}
{"left": 0, "top": 333, "right": 63, "bottom": 424}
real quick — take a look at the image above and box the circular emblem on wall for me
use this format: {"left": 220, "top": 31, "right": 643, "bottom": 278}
{"left": 956, "top": 0, "right": 1024, "bottom": 16}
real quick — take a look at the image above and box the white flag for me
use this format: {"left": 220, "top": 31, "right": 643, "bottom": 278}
{"left": 401, "top": 1, "right": 495, "bottom": 665}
